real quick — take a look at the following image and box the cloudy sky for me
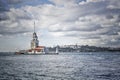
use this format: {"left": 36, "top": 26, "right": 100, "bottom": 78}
{"left": 0, "top": 0, "right": 120, "bottom": 51}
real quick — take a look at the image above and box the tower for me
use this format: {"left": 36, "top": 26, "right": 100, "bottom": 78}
{"left": 31, "top": 21, "right": 39, "bottom": 49}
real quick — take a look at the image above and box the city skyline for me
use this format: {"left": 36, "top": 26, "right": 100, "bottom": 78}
{"left": 0, "top": 0, "right": 120, "bottom": 51}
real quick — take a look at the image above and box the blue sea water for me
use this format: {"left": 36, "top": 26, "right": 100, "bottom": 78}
{"left": 0, "top": 52, "right": 120, "bottom": 80}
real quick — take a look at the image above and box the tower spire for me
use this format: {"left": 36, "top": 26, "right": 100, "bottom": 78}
{"left": 31, "top": 21, "right": 39, "bottom": 49}
{"left": 34, "top": 21, "right": 35, "bottom": 33}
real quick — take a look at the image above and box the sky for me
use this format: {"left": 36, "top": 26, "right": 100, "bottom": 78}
{"left": 0, "top": 0, "right": 120, "bottom": 51}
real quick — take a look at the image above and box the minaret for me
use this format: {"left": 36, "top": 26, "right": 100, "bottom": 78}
{"left": 31, "top": 21, "right": 39, "bottom": 49}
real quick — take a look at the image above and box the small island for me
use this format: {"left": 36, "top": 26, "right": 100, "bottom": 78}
{"left": 15, "top": 22, "right": 58, "bottom": 55}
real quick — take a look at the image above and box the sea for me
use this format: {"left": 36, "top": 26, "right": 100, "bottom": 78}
{"left": 0, "top": 52, "right": 120, "bottom": 80}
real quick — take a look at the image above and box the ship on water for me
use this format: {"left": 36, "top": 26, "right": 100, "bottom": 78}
{"left": 15, "top": 22, "right": 59, "bottom": 55}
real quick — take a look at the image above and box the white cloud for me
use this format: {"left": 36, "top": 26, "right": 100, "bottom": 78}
{"left": 49, "top": 0, "right": 77, "bottom": 7}
{"left": 107, "top": 0, "right": 120, "bottom": 9}
{"left": 79, "top": 0, "right": 105, "bottom": 5}
{"left": 0, "top": 0, "right": 120, "bottom": 48}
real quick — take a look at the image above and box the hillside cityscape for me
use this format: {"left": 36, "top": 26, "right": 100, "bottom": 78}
{"left": 47, "top": 44, "right": 120, "bottom": 52}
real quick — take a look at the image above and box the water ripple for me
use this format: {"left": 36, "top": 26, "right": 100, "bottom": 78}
{"left": 0, "top": 52, "right": 120, "bottom": 80}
